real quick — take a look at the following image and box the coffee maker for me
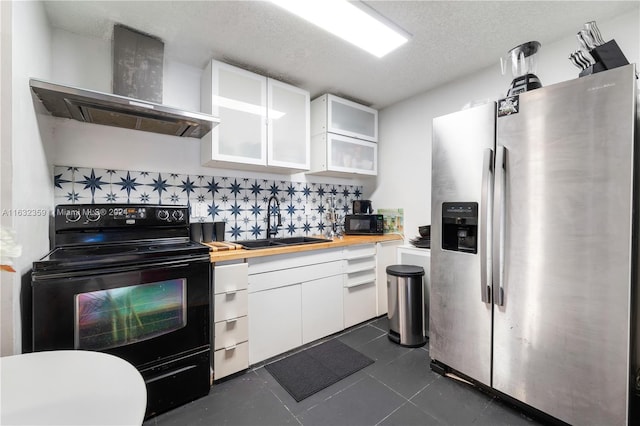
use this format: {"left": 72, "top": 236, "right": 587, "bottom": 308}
{"left": 352, "top": 200, "right": 373, "bottom": 215}
{"left": 501, "top": 41, "right": 542, "bottom": 96}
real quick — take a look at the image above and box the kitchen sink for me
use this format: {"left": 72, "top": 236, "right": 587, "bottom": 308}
{"left": 236, "top": 236, "right": 332, "bottom": 250}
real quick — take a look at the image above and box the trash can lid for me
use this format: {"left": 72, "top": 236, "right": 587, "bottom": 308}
{"left": 386, "top": 264, "right": 424, "bottom": 277}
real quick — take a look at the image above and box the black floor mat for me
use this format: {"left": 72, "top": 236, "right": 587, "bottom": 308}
{"left": 264, "top": 339, "right": 374, "bottom": 402}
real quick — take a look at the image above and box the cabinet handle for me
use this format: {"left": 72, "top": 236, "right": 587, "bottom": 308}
{"left": 225, "top": 290, "right": 236, "bottom": 297}
{"left": 225, "top": 318, "right": 238, "bottom": 324}
{"left": 345, "top": 278, "right": 375, "bottom": 288}
{"left": 346, "top": 265, "right": 375, "bottom": 274}
{"left": 225, "top": 344, "right": 237, "bottom": 351}
{"left": 346, "top": 254, "right": 376, "bottom": 261}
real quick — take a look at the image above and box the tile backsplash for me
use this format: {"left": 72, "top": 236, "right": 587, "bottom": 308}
{"left": 53, "top": 166, "right": 363, "bottom": 241}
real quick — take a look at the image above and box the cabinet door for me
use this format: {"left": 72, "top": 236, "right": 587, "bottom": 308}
{"left": 328, "top": 134, "right": 377, "bottom": 175}
{"left": 248, "top": 285, "right": 302, "bottom": 364}
{"left": 375, "top": 241, "right": 404, "bottom": 316}
{"left": 328, "top": 94, "right": 378, "bottom": 142}
{"left": 301, "top": 275, "right": 343, "bottom": 344}
{"left": 310, "top": 133, "right": 378, "bottom": 176}
{"left": 268, "top": 79, "right": 310, "bottom": 170}
{"left": 344, "top": 280, "right": 377, "bottom": 328}
{"left": 397, "top": 247, "right": 430, "bottom": 336}
{"left": 202, "top": 60, "right": 267, "bottom": 166}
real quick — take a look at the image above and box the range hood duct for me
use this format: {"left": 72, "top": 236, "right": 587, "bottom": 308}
{"left": 29, "top": 26, "right": 219, "bottom": 138}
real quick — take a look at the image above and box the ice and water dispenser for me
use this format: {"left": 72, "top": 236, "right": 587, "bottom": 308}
{"left": 441, "top": 202, "right": 478, "bottom": 254}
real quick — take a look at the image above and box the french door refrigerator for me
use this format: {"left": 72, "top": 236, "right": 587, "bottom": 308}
{"left": 430, "top": 63, "right": 638, "bottom": 425}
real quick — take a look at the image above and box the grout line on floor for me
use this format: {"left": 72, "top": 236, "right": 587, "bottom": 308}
{"left": 303, "top": 374, "right": 370, "bottom": 414}
{"left": 374, "top": 400, "right": 413, "bottom": 426}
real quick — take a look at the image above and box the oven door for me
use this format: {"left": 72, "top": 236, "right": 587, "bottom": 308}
{"left": 31, "top": 257, "right": 210, "bottom": 369}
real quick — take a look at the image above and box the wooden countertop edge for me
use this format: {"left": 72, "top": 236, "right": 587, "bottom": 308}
{"left": 208, "top": 234, "right": 404, "bottom": 263}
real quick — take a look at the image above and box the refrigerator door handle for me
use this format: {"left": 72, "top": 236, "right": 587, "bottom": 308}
{"left": 493, "top": 146, "right": 506, "bottom": 306}
{"left": 480, "top": 148, "right": 494, "bottom": 303}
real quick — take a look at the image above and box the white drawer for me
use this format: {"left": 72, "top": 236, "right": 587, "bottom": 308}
{"left": 343, "top": 244, "right": 375, "bottom": 259}
{"left": 344, "top": 280, "right": 377, "bottom": 328}
{"left": 214, "top": 290, "right": 248, "bottom": 322}
{"left": 214, "top": 316, "right": 249, "bottom": 351}
{"left": 249, "top": 260, "right": 343, "bottom": 293}
{"left": 214, "top": 263, "right": 248, "bottom": 295}
{"left": 248, "top": 247, "right": 343, "bottom": 274}
{"left": 344, "top": 256, "right": 376, "bottom": 274}
{"left": 214, "top": 341, "right": 248, "bottom": 379}
{"left": 344, "top": 269, "right": 377, "bottom": 288}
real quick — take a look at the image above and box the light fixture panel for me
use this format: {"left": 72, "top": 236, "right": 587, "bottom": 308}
{"left": 270, "top": 0, "right": 411, "bottom": 58}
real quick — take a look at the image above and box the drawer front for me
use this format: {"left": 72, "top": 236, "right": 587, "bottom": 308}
{"left": 248, "top": 260, "right": 343, "bottom": 293}
{"left": 344, "top": 280, "right": 377, "bottom": 328}
{"left": 344, "top": 256, "right": 376, "bottom": 274}
{"left": 214, "top": 341, "right": 249, "bottom": 380}
{"left": 214, "top": 263, "right": 248, "bottom": 294}
{"left": 344, "top": 244, "right": 376, "bottom": 259}
{"left": 344, "top": 269, "right": 377, "bottom": 288}
{"left": 214, "top": 316, "right": 249, "bottom": 351}
{"left": 214, "top": 290, "right": 248, "bottom": 322}
{"left": 248, "top": 247, "right": 343, "bottom": 274}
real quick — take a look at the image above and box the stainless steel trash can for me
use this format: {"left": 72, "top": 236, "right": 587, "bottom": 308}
{"left": 386, "top": 265, "right": 426, "bottom": 347}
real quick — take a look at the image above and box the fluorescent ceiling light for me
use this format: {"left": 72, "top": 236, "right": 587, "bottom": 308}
{"left": 270, "top": 0, "right": 410, "bottom": 58}
{"left": 212, "top": 96, "right": 285, "bottom": 119}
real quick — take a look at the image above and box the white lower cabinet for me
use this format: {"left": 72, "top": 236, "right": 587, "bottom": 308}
{"left": 301, "top": 275, "right": 344, "bottom": 344}
{"left": 247, "top": 249, "right": 343, "bottom": 364}
{"left": 343, "top": 281, "right": 377, "bottom": 328}
{"left": 397, "top": 245, "right": 431, "bottom": 337}
{"left": 213, "top": 342, "right": 249, "bottom": 379}
{"left": 248, "top": 284, "right": 302, "bottom": 364}
{"left": 238, "top": 241, "right": 401, "bottom": 366}
{"left": 212, "top": 262, "right": 249, "bottom": 380}
{"left": 375, "top": 240, "right": 404, "bottom": 316}
{"left": 343, "top": 244, "right": 377, "bottom": 328}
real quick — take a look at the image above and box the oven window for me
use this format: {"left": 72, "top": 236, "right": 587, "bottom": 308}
{"left": 74, "top": 279, "right": 187, "bottom": 350}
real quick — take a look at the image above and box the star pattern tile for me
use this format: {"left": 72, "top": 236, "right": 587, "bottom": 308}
{"left": 54, "top": 165, "right": 364, "bottom": 240}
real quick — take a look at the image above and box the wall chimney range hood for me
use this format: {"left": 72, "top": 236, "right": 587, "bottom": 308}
{"left": 30, "top": 25, "right": 219, "bottom": 139}
{"left": 29, "top": 78, "right": 220, "bottom": 138}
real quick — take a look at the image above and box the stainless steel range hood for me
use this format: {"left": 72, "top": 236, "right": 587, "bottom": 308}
{"left": 30, "top": 78, "right": 219, "bottom": 138}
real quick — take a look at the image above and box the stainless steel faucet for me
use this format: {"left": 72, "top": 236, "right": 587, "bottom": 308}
{"left": 266, "top": 195, "right": 282, "bottom": 238}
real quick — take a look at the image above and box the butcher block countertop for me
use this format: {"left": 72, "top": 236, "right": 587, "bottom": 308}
{"left": 202, "top": 234, "right": 404, "bottom": 263}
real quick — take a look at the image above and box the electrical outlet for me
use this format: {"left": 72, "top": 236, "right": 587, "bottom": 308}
{"left": 193, "top": 202, "right": 208, "bottom": 218}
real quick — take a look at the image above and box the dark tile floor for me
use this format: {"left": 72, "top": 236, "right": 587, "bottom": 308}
{"left": 144, "top": 317, "right": 545, "bottom": 426}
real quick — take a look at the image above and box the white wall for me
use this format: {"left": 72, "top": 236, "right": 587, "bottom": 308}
{"left": 374, "top": 8, "right": 640, "bottom": 242}
{"left": 0, "top": 0, "right": 14, "bottom": 357}
{"left": 45, "top": 28, "right": 364, "bottom": 187}
{"left": 1, "top": 0, "right": 53, "bottom": 355}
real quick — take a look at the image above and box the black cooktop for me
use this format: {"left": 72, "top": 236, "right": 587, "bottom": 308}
{"left": 33, "top": 239, "right": 210, "bottom": 274}
{"left": 34, "top": 204, "right": 210, "bottom": 275}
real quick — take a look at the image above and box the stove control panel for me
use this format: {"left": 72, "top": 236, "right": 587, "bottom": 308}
{"left": 55, "top": 204, "right": 190, "bottom": 229}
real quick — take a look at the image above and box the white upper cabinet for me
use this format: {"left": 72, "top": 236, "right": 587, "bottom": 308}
{"left": 201, "top": 60, "right": 267, "bottom": 168}
{"left": 268, "top": 79, "right": 310, "bottom": 170}
{"left": 201, "top": 60, "right": 310, "bottom": 172}
{"left": 310, "top": 133, "right": 377, "bottom": 176}
{"left": 311, "top": 94, "right": 378, "bottom": 142}
{"left": 309, "top": 94, "right": 378, "bottom": 176}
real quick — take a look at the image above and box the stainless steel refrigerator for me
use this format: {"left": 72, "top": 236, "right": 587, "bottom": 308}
{"left": 430, "top": 64, "right": 639, "bottom": 425}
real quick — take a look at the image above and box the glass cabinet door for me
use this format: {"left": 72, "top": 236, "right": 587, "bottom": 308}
{"left": 328, "top": 134, "right": 377, "bottom": 175}
{"left": 267, "top": 79, "right": 310, "bottom": 170}
{"left": 327, "top": 95, "right": 378, "bottom": 142}
{"left": 208, "top": 61, "right": 267, "bottom": 166}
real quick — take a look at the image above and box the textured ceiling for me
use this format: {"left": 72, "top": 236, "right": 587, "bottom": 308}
{"left": 42, "top": 1, "right": 638, "bottom": 109}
